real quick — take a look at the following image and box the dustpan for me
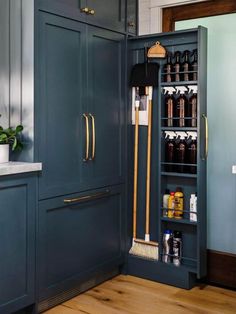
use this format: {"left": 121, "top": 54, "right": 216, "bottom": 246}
{"left": 147, "top": 41, "right": 166, "bottom": 59}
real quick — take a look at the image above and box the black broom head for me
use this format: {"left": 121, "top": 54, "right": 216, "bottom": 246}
{"left": 130, "top": 62, "right": 159, "bottom": 87}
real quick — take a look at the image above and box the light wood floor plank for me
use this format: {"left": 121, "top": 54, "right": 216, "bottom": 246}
{"left": 44, "top": 275, "right": 236, "bottom": 314}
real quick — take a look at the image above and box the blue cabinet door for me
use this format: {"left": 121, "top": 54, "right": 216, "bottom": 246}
{"left": 87, "top": 27, "right": 126, "bottom": 188}
{"left": 37, "top": 13, "right": 88, "bottom": 199}
{"left": 0, "top": 176, "right": 36, "bottom": 314}
{"left": 37, "top": 185, "right": 125, "bottom": 300}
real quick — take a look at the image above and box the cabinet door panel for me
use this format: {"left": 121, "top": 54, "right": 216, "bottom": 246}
{"left": 0, "top": 177, "right": 36, "bottom": 314}
{"left": 37, "top": 13, "right": 88, "bottom": 199}
{"left": 87, "top": 0, "right": 125, "bottom": 32}
{"left": 87, "top": 27, "right": 125, "bottom": 187}
{"left": 38, "top": 185, "right": 125, "bottom": 299}
{"left": 127, "top": 0, "right": 137, "bottom": 35}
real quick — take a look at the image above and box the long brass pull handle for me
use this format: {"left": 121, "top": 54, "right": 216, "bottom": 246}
{"left": 202, "top": 114, "right": 208, "bottom": 160}
{"left": 89, "top": 113, "right": 95, "bottom": 160}
{"left": 81, "top": 7, "right": 89, "bottom": 14}
{"left": 64, "top": 189, "right": 110, "bottom": 204}
{"left": 83, "top": 114, "right": 89, "bottom": 161}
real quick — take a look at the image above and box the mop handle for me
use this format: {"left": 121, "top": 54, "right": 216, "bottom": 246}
{"left": 133, "top": 103, "right": 139, "bottom": 239}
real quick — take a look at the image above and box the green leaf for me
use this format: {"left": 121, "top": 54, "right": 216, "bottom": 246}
{"left": 16, "top": 125, "right": 23, "bottom": 133}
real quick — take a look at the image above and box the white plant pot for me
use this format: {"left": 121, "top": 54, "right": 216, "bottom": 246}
{"left": 0, "top": 144, "right": 9, "bottom": 163}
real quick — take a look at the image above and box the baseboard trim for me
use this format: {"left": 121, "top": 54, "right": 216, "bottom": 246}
{"left": 207, "top": 249, "right": 236, "bottom": 289}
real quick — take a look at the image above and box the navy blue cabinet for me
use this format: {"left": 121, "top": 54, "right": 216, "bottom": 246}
{"left": 37, "top": 185, "right": 125, "bottom": 302}
{"left": 37, "top": 13, "right": 125, "bottom": 200}
{"left": 37, "top": 0, "right": 126, "bottom": 33}
{"left": 0, "top": 175, "right": 36, "bottom": 314}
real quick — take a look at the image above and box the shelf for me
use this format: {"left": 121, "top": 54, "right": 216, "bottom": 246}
{"left": 161, "top": 80, "right": 198, "bottom": 87}
{"left": 161, "top": 217, "right": 197, "bottom": 226}
{"left": 161, "top": 127, "right": 198, "bottom": 132}
{"left": 161, "top": 172, "right": 197, "bottom": 178}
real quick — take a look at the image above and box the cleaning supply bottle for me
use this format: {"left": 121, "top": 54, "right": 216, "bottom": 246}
{"left": 187, "top": 85, "right": 198, "bottom": 127}
{"left": 191, "top": 49, "right": 198, "bottom": 81}
{"left": 174, "top": 187, "right": 184, "bottom": 219}
{"left": 173, "top": 231, "right": 182, "bottom": 266}
{"left": 165, "top": 131, "right": 176, "bottom": 172}
{"left": 173, "top": 51, "right": 182, "bottom": 82}
{"left": 163, "top": 189, "right": 170, "bottom": 217}
{"left": 175, "top": 86, "right": 188, "bottom": 127}
{"left": 164, "top": 52, "right": 173, "bottom": 82}
{"left": 162, "top": 229, "right": 173, "bottom": 263}
{"left": 163, "top": 87, "right": 176, "bottom": 127}
{"left": 186, "top": 132, "right": 197, "bottom": 174}
{"left": 175, "top": 132, "right": 187, "bottom": 173}
{"left": 190, "top": 193, "right": 197, "bottom": 222}
{"left": 168, "top": 192, "right": 175, "bottom": 218}
{"left": 182, "top": 50, "right": 191, "bottom": 81}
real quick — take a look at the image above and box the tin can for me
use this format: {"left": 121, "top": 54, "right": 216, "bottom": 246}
{"left": 173, "top": 231, "right": 182, "bottom": 266}
{"left": 162, "top": 229, "right": 173, "bottom": 263}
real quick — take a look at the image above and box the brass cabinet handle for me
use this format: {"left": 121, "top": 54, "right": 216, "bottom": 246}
{"left": 89, "top": 113, "right": 96, "bottom": 160}
{"left": 83, "top": 113, "right": 89, "bottom": 161}
{"left": 128, "top": 21, "right": 135, "bottom": 27}
{"left": 202, "top": 114, "right": 208, "bottom": 160}
{"left": 81, "top": 7, "right": 89, "bottom": 14}
{"left": 64, "top": 189, "right": 110, "bottom": 204}
{"left": 88, "top": 9, "right": 95, "bottom": 15}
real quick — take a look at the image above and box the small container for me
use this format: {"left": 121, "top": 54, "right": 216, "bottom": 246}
{"left": 162, "top": 229, "right": 173, "bottom": 263}
{"left": 173, "top": 231, "right": 182, "bottom": 266}
{"left": 174, "top": 187, "right": 184, "bottom": 219}
{"left": 190, "top": 194, "right": 197, "bottom": 222}
{"left": 168, "top": 192, "right": 175, "bottom": 218}
{"left": 163, "top": 189, "right": 170, "bottom": 217}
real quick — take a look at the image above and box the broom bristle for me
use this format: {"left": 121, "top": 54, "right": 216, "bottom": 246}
{"left": 129, "top": 241, "right": 159, "bottom": 261}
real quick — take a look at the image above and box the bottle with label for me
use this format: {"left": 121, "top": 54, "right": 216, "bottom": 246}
{"left": 187, "top": 85, "right": 198, "bottom": 127}
{"left": 175, "top": 132, "right": 187, "bottom": 173}
{"left": 173, "top": 51, "right": 182, "bottom": 82}
{"left": 163, "top": 189, "right": 170, "bottom": 217}
{"left": 163, "top": 87, "right": 176, "bottom": 127}
{"left": 175, "top": 86, "right": 188, "bottom": 127}
{"left": 168, "top": 192, "right": 175, "bottom": 218}
{"left": 186, "top": 132, "right": 197, "bottom": 174}
{"left": 174, "top": 187, "right": 184, "bottom": 219}
{"left": 190, "top": 193, "right": 197, "bottom": 222}
{"left": 191, "top": 49, "right": 198, "bottom": 81}
{"left": 182, "top": 50, "right": 191, "bottom": 81}
{"left": 165, "top": 131, "right": 176, "bottom": 172}
{"left": 173, "top": 231, "right": 182, "bottom": 266}
{"left": 162, "top": 229, "right": 173, "bottom": 263}
{"left": 164, "top": 52, "right": 173, "bottom": 82}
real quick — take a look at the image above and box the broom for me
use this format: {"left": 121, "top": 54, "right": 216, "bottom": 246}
{"left": 129, "top": 48, "right": 159, "bottom": 260}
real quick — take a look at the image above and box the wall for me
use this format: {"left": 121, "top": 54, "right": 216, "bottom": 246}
{"left": 0, "top": 0, "right": 34, "bottom": 161}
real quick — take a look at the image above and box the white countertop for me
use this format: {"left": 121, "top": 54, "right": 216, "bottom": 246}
{"left": 0, "top": 162, "right": 42, "bottom": 176}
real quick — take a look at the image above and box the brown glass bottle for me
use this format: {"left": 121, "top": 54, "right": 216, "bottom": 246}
{"left": 164, "top": 52, "right": 173, "bottom": 82}
{"left": 191, "top": 49, "right": 198, "bottom": 81}
{"left": 187, "top": 137, "right": 197, "bottom": 174}
{"left": 188, "top": 93, "right": 197, "bottom": 127}
{"left": 165, "top": 133, "right": 176, "bottom": 172}
{"left": 182, "top": 50, "right": 190, "bottom": 81}
{"left": 175, "top": 87, "right": 188, "bottom": 127}
{"left": 175, "top": 132, "right": 187, "bottom": 173}
{"left": 173, "top": 51, "right": 181, "bottom": 82}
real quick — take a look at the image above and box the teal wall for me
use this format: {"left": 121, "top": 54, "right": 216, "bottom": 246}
{"left": 176, "top": 14, "right": 236, "bottom": 254}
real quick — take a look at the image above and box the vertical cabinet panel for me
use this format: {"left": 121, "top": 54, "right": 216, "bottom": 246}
{"left": 0, "top": 176, "right": 36, "bottom": 314}
{"left": 38, "top": 186, "right": 125, "bottom": 300}
{"left": 87, "top": 28, "right": 125, "bottom": 187}
{"left": 126, "top": 0, "right": 137, "bottom": 35}
{"left": 38, "top": 14, "right": 88, "bottom": 199}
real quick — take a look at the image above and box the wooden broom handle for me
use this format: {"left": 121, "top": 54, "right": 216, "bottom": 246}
{"left": 145, "top": 99, "right": 152, "bottom": 235}
{"left": 133, "top": 107, "right": 139, "bottom": 239}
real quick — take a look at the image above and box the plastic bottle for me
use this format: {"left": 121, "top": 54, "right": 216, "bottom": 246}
{"left": 190, "top": 193, "right": 197, "bottom": 222}
{"left": 173, "top": 231, "right": 182, "bottom": 266}
{"left": 186, "top": 132, "right": 197, "bottom": 174}
{"left": 163, "top": 189, "right": 170, "bottom": 217}
{"left": 187, "top": 85, "right": 198, "bottom": 127}
{"left": 182, "top": 50, "right": 191, "bottom": 81}
{"left": 173, "top": 51, "right": 181, "bottom": 82}
{"left": 165, "top": 131, "right": 176, "bottom": 172}
{"left": 175, "top": 132, "right": 187, "bottom": 173}
{"left": 175, "top": 86, "right": 188, "bottom": 127}
{"left": 191, "top": 49, "right": 198, "bottom": 81}
{"left": 163, "top": 87, "right": 176, "bottom": 127}
{"left": 164, "top": 52, "right": 173, "bottom": 82}
{"left": 162, "top": 229, "right": 173, "bottom": 263}
{"left": 168, "top": 192, "right": 175, "bottom": 218}
{"left": 174, "top": 187, "right": 184, "bottom": 219}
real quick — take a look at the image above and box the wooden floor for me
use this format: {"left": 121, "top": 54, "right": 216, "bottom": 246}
{"left": 44, "top": 275, "right": 236, "bottom": 314}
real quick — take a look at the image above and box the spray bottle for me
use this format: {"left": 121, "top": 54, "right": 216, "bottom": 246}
{"left": 186, "top": 132, "right": 197, "bottom": 174}
{"left": 182, "top": 50, "right": 191, "bottom": 81}
{"left": 187, "top": 85, "right": 198, "bottom": 127}
{"left": 165, "top": 131, "right": 176, "bottom": 172}
{"left": 175, "top": 131, "right": 187, "bottom": 173}
{"left": 173, "top": 51, "right": 182, "bottom": 82}
{"left": 191, "top": 49, "right": 198, "bottom": 81}
{"left": 163, "top": 87, "right": 176, "bottom": 127}
{"left": 175, "top": 86, "right": 188, "bottom": 127}
{"left": 164, "top": 51, "right": 173, "bottom": 82}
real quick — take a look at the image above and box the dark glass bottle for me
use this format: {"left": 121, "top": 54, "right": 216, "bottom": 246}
{"left": 165, "top": 132, "right": 176, "bottom": 172}
{"left": 182, "top": 50, "right": 190, "bottom": 81}
{"left": 164, "top": 52, "right": 173, "bottom": 82}
{"left": 173, "top": 51, "right": 181, "bottom": 82}
{"left": 175, "top": 132, "right": 186, "bottom": 173}
{"left": 175, "top": 87, "right": 188, "bottom": 127}
{"left": 191, "top": 49, "right": 198, "bottom": 81}
{"left": 187, "top": 90, "right": 197, "bottom": 127}
{"left": 186, "top": 133, "right": 197, "bottom": 174}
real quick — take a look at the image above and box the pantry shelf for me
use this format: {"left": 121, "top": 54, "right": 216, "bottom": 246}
{"left": 161, "top": 127, "right": 198, "bottom": 132}
{"left": 161, "top": 172, "right": 197, "bottom": 178}
{"left": 161, "top": 217, "right": 197, "bottom": 226}
{"left": 161, "top": 80, "right": 198, "bottom": 87}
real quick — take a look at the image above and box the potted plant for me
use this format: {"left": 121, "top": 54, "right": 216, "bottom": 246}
{"left": 0, "top": 125, "right": 24, "bottom": 163}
